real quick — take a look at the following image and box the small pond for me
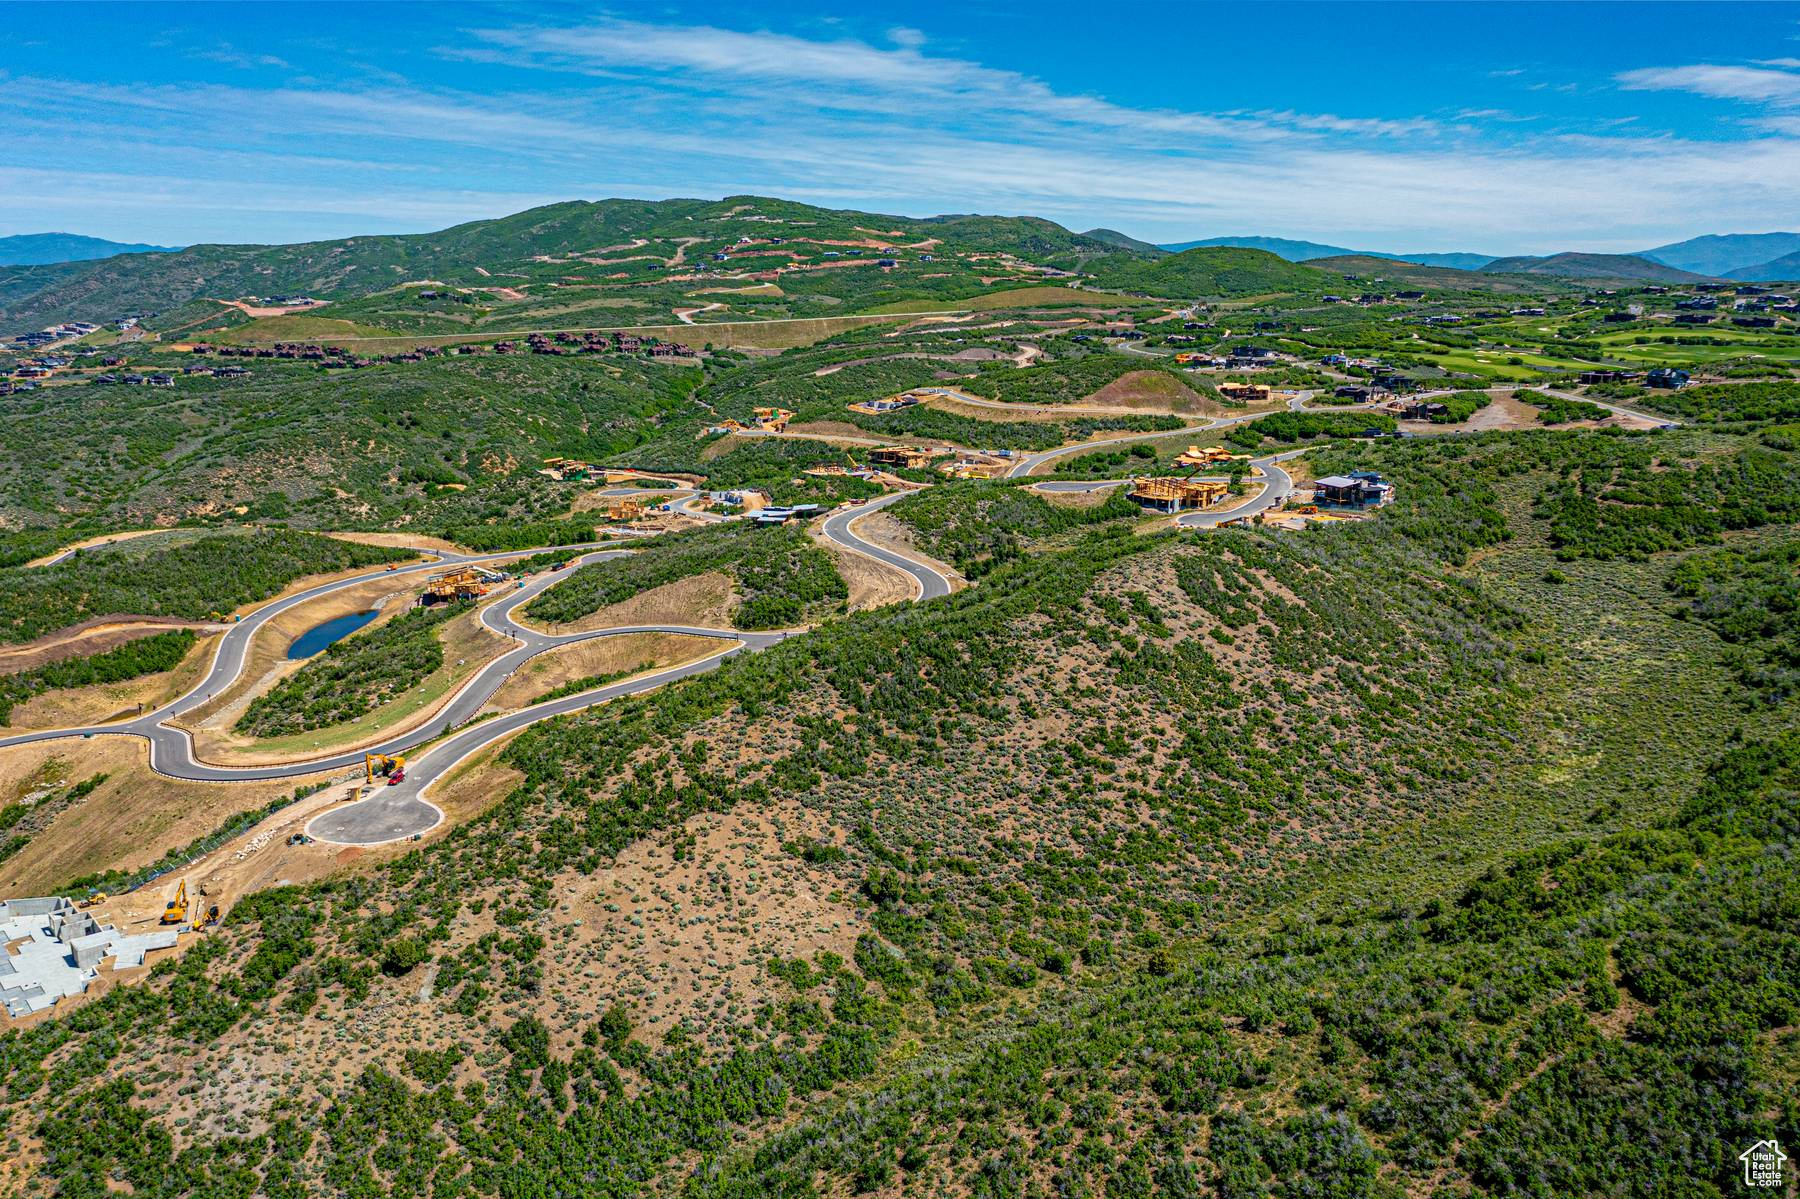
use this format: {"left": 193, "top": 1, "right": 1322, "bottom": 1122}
{"left": 287, "top": 609, "right": 379, "bottom": 659}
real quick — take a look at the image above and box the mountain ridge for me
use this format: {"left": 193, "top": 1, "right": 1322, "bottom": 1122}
{"left": 0, "top": 232, "right": 181, "bottom": 266}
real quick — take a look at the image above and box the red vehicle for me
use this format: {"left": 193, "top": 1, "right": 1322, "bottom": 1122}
{"left": 387, "top": 768, "right": 405, "bottom": 785}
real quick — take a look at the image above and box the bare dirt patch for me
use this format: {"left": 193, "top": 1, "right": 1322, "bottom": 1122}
{"left": 812, "top": 527, "right": 916, "bottom": 610}
{"left": 541, "top": 800, "right": 860, "bottom": 1043}
{"left": 7, "top": 632, "right": 220, "bottom": 730}
{"left": 0, "top": 737, "right": 339, "bottom": 898}
{"left": 1083, "top": 370, "right": 1215, "bottom": 414}
{"left": 484, "top": 632, "right": 735, "bottom": 710}
{"left": 531, "top": 571, "right": 738, "bottom": 636}
{"left": 325, "top": 531, "right": 468, "bottom": 555}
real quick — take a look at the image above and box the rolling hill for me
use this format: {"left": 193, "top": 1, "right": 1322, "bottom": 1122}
{"left": 1086, "top": 245, "right": 1330, "bottom": 296}
{"left": 1726, "top": 249, "right": 1800, "bottom": 281}
{"left": 1079, "top": 227, "right": 1165, "bottom": 254}
{"left": 1307, "top": 254, "right": 1576, "bottom": 294}
{"left": 1160, "top": 235, "right": 1495, "bottom": 271}
{"left": 0, "top": 233, "right": 180, "bottom": 266}
{"left": 0, "top": 197, "right": 1147, "bottom": 337}
{"left": 1480, "top": 251, "right": 1713, "bottom": 283}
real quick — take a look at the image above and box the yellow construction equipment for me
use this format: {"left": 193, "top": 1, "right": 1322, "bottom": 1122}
{"left": 365, "top": 753, "right": 406, "bottom": 783}
{"left": 78, "top": 891, "right": 108, "bottom": 909}
{"left": 160, "top": 880, "right": 189, "bottom": 926}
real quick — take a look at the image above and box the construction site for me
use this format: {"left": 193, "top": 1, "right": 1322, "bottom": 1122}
{"left": 0, "top": 893, "right": 197, "bottom": 1017}
{"left": 420, "top": 565, "right": 509, "bottom": 605}
{"left": 1127, "top": 476, "right": 1230, "bottom": 514}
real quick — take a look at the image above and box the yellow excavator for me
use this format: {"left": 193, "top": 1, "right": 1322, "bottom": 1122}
{"left": 160, "top": 880, "right": 189, "bottom": 926}
{"left": 365, "top": 753, "right": 406, "bottom": 784}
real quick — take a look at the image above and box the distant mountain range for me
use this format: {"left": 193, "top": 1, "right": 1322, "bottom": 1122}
{"left": 1638, "top": 232, "right": 1800, "bottom": 280}
{"left": 1163, "top": 231, "right": 1800, "bottom": 282}
{"left": 0, "top": 232, "right": 180, "bottom": 266}
{"left": 1158, "top": 236, "right": 1496, "bottom": 272}
{"left": 1481, "top": 252, "right": 1714, "bottom": 284}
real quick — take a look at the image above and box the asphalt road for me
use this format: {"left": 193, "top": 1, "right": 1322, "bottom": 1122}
{"left": 1174, "top": 450, "right": 1310, "bottom": 528}
{"left": 817, "top": 491, "right": 955, "bottom": 601}
{"left": 0, "top": 502, "right": 951, "bottom": 846}
{"left": 1031, "top": 480, "right": 1128, "bottom": 493}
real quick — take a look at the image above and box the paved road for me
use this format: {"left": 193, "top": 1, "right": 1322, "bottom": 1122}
{"left": 818, "top": 491, "right": 955, "bottom": 601}
{"left": 670, "top": 493, "right": 733, "bottom": 522}
{"left": 0, "top": 500, "right": 949, "bottom": 845}
{"left": 1175, "top": 450, "right": 1309, "bottom": 528}
{"left": 0, "top": 543, "right": 634, "bottom": 777}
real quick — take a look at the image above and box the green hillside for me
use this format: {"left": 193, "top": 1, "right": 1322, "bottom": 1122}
{"left": 1086, "top": 245, "right": 1331, "bottom": 297}
{"left": 1308, "top": 254, "right": 1579, "bottom": 295}
{"left": 4, "top": 423, "right": 1794, "bottom": 1197}
{"left": 0, "top": 196, "right": 1145, "bottom": 337}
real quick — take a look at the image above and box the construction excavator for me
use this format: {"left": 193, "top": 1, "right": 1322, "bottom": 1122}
{"left": 160, "top": 880, "right": 189, "bottom": 926}
{"left": 365, "top": 753, "right": 406, "bottom": 784}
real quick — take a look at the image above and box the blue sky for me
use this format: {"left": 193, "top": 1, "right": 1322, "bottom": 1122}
{"left": 3, "top": 2, "right": 1798, "bottom": 253}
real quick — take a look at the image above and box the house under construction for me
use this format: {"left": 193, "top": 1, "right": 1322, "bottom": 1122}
{"left": 751, "top": 407, "right": 795, "bottom": 431}
{"left": 602, "top": 496, "right": 648, "bottom": 522}
{"left": 1217, "top": 382, "right": 1271, "bottom": 404}
{"left": 421, "top": 565, "right": 508, "bottom": 605}
{"left": 1128, "top": 476, "right": 1229, "bottom": 514}
{"left": 1173, "top": 445, "right": 1245, "bottom": 470}
{"left": 867, "top": 445, "right": 941, "bottom": 470}
{"left": 942, "top": 452, "right": 1011, "bottom": 480}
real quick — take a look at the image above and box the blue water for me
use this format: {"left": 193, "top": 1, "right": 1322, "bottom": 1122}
{"left": 287, "top": 609, "right": 379, "bottom": 659}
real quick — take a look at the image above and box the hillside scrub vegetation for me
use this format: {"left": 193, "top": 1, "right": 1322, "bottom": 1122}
{"left": 0, "top": 422, "right": 1791, "bottom": 1196}
{"left": 0, "top": 530, "right": 409, "bottom": 645}
{"left": 526, "top": 522, "right": 848, "bottom": 630}
{"left": 0, "top": 629, "right": 196, "bottom": 726}
{"left": 236, "top": 601, "right": 469, "bottom": 737}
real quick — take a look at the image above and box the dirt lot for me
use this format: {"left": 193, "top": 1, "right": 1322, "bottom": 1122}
{"left": 1083, "top": 369, "right": 1217, "bottom": 413}
{"left": 526, "top": 571, "right": 738, "bottom": 635}
{"left": 812, "top": 526, "right": 918, "bottom": 609}
{"left": 325, "top": 530, "right": 468, "bottom": 555}
{"left": 0, "top": 737, "right": 341, "bottom": 897}
{"left": 484, "top": 632, "right": 735, "bottom": 710}
{"left": 6, "top": 631, "right": 221, "bottom": 730}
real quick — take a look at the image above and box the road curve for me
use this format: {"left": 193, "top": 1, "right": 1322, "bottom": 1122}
{"left": 1, "top": 496, "right": 949, "bottom": 845}
{"left": 818, "top": 492, "right": 954, "bottom": 601}
{"left": 1175, "top": 450, "right": 1309, "bottom": 528}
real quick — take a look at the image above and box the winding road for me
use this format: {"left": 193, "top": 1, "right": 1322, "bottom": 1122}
{"left": 0, "top": 509, "right": 956, "bottom": 847}
{"left": 818, "top": 491, "right": 954, "bottom": 602}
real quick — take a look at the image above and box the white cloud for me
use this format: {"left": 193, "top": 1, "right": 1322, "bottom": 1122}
{"left": 1618, "top": 62, "right": 1800, "bottom": 105}
{"left": 3, "top": 18, "right": 1796, "bottom": 251}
